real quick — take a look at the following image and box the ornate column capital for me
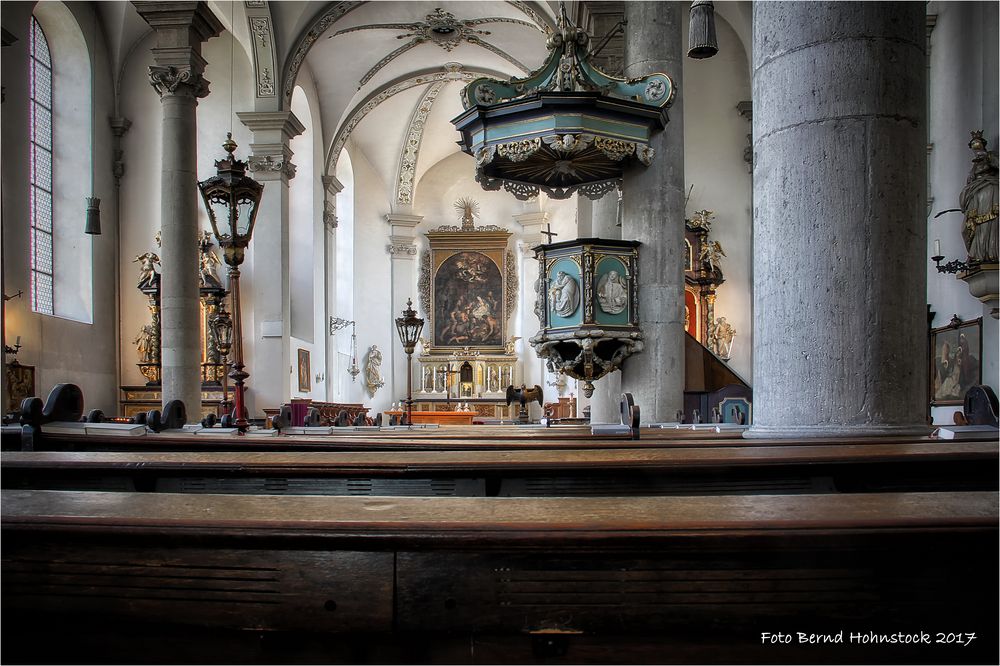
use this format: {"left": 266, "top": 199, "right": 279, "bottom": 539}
{"left": 322, "top": 176, "right": 344, "bottom": 232}
{"left": 134, "top": 2, "right": 222, "bottom": 98}
{"left": 148, "top": 63, "right": 210, "bottom": 98}
{"left": 514, "top": 211, "right": 548, "bottom": 255}
{"left": 239, "top": 111, "right": 305, "bottom": 184}
{"left": 386, "top": 213, "right": 423, "bottom": 256}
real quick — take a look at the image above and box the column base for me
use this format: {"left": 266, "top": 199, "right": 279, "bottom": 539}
{"left": 742, "top": 423, "right": 933, "bottom": 440}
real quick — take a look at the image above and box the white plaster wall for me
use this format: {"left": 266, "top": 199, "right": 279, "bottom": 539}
{"left": 926, "top": 1, "right": 999, "bottom": 425}
{"left": 346, "top": 143, "right": 395, "bottom": 413}
{"left": 118, "top": 30, "right": 255, "bottom": 393}
{"left": 682, "top": 11, "right": 753, "bottom": 383}
{"left": 1, "top": 1, "right": 118, "bottom": 414}
{"left": 331, "top": 147, "right": 356, "bottom": 401}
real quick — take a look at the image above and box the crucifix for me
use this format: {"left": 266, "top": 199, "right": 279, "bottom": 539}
{"left": 540, "top": 224, "right": 558, "bottom": 244}
{"left": 436, "top": 366, "right": 461, "bottom": 407}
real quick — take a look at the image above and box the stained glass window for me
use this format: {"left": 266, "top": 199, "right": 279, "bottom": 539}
{"left": 30, "top": 16, "right": 54, "bottom": 315}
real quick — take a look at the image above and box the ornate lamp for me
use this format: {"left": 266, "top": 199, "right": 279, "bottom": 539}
{"left": 395, "top": 299, "right": 424, "bottom": 426}
{"left": 210, "top": 305, "right": 233, "bottom": 419}
{"left": 452, "top": 2, "right": 674, "bottom": 201}
{"left": 198, "top": 133, "right": 263, "bottom": 432}
{"left": 530, "top": 238, "right": 643, "bottom": 398}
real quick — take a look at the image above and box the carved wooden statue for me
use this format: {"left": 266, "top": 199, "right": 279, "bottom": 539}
{"left": 960, "top": 131, "right": 998, "bottom": 263}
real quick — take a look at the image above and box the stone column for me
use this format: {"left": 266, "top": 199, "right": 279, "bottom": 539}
{"left": 747, "top": 2, "right": 927, "bottom": 438}
{"left": 135, "top": 1, "right": 222, "bottom": 420}
{"left": 589, "top": 189, "right": 623, "bottom": 423}
{"left": 620, "top": 1, "right": 685, "bottom": 424}
{"left": 237, "top": 111, "right": 304, "bottom": 417}
{"left": 515, "top": 211, "right": 548, "bottom": 420}
{"left": 386, "top": 213, "right": 423, "bottom": 407}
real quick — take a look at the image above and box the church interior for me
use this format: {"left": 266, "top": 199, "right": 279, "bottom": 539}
{"left": 1, "top": 1, "right": 998, "bottom": 664}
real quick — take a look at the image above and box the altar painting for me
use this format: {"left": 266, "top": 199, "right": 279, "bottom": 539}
{"left": 434, "top": 251, "right": 503, "bottom": 347}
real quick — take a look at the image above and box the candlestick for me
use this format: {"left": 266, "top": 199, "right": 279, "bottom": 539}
{"left": 934, "top": 239, "right": 941, "bottom": 257}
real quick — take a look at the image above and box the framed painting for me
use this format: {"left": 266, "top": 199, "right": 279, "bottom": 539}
{"left": 297, "top": 348, "right": 311, "bottom": 393}
{"left": 930, "top": 317, "right": 982, "bottom": 406}
{"left": 421, "top": 225, "right": 514, "bottom": 353}
{"left": 5, "top": 363, "right": 35, "bottom": 413}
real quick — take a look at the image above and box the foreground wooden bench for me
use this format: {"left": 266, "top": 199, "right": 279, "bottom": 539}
{"left": 3, "top": 440, "right": 996, "bottom": 497}
{"left": 3, "top": 489, "right": 997, "bottom": 664}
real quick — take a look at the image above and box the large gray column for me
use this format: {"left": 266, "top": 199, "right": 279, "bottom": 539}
{"left": 620, "top": 2, "right": 685, "bottom": 423}
{"left": 135, "top": 2, "right": 222, "bottom": 420}
{"left": 589, "top": 190, "right": 623, "bottom": 423}
{"left": 746, "top": 2, "right": 928, "bottom": 438}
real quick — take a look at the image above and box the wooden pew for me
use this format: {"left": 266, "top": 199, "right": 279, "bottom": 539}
{"left": 5, "top": 423, "right": 995, "bottom": 454}
{"left": 2, "top": 489, "right": 997, "bottom": 664}
{"left": 3, "top": 440, "right": 997, "bottom": 497}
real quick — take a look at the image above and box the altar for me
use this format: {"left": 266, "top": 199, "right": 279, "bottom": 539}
{"left": 386, "top": 410, "right": 475, "bottom": 426}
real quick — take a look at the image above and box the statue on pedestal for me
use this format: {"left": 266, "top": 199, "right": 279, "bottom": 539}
{"left": 960, "top": 131, "right": 998, "bottom": 263}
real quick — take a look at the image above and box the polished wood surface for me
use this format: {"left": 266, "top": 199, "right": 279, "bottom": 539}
{"left": 3, "top": 440, "right": 995, "bottom": 472}
{"left": 4, "top": 490, "right": 996, "bottom": 540}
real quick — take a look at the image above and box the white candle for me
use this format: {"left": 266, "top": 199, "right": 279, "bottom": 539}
{"left": 934, "top": 239, "right": 941, "bottom": 257}
{"left": 15, "top": 335, "right": 20, "bottom": 347}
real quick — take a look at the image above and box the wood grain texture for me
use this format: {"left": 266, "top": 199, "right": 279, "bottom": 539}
{"left": 3, "top": 490, "right": 996, "bottom": 541}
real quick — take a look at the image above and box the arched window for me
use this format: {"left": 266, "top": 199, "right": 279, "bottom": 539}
{"left": 29, "top": 16, "right": 54, "bottom": 315}
{"left": 28, "top": 5, "right": 93, "bottom": 322}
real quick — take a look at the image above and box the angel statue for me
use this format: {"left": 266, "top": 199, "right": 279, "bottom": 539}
{"left": 689, "top": 209, "right": 714, "bottom": 231}
{"left": 699, "top": 240, "right": 726, "bottom": 274}
{"left": 133, "top": 252, "right": 160, "bottom": 287}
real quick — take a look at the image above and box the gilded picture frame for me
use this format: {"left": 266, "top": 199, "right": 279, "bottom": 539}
{"left": 5, "top": 363, "right": 35, "bottom": 413}
{"left": 297, "top": 348, "right": 311, "bottom": 393}
{"left": 929, "top": 317, "right": 982, "bottom": 406}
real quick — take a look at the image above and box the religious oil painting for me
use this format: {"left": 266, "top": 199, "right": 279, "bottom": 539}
{"left": 930, "top": 318, "right": 982, "bottom": 406}
{"left": 434, "top": 251, "right": 503, "bottom": 348}
{"left": 297, "top": 348, "right": 311, "bottom": 393}
{"left": 5, "top": 364, "right": 35, "bottom": 413}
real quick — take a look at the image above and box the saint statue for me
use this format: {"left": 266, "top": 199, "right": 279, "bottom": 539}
{"left": 548, "top": 270, "right": 580, "bottom": 317}
{"left": 596, "top": 270, "right": 628, "bottom": 314}
{"left": 709, "top": 317, "right": 736, "bottom": 360}
{"left": 133, "top": 324, "right": 157, "bottom": 363}
{"left": 959, "top": 131, "right": 999, "bottom": 263}
{"left": 365, "top": 345, "right": 385, "bottom": 397}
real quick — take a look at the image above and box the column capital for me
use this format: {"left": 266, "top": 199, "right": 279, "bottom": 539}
{"left": 237, "top": 110, "right": 306, "bottom": 144}
{"left": 386, "top": 213, "right": 423, "bottom": 238}
{"left": 134, "top": 2, "right": 222, "bottom": 99}
{"left": 133, "top": 2, "right": 224, "bottom": 43}
{"left": 322, "top": 175, "right": 344, "bottom": 196}
{"left": 321, "top": 176, "right": 344, "bottom": 232}
{"left": 247, "top": 143, "right": 296, "bottom": 182}
{"left": 387, "top": 238, "right": 419, "bottom": 256}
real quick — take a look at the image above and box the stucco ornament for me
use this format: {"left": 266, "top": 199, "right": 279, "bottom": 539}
{"left": 596, "top": 270, "right": 628, "bottom": 315}
{"left": 549, "top": 271, "right": 580, "bottom": 317}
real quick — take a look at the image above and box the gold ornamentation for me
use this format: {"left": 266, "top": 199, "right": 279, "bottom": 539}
{"left": 497, "top": 138, "right": 542, "bottom": 162}
{"left": 593, "top": 137, "right": 636, "bottom": 162}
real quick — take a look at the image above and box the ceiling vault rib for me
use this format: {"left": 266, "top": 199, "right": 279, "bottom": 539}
{"left": 358, "top": 38, "right": 423, "bottom": 88}
{"left": 325, "top": 65, "right": 492, "bottom": 176}
{"left": 468, "top": 37, "right": 530, "bottom": 73}
{"left": 282, "top": 1, "right": 367, "bottom": 104}
{"left": 396, "top": 81, "right": 445, "bottom": 206}
{"left": 505, "top": 0, "right": 554, "bottom": 34}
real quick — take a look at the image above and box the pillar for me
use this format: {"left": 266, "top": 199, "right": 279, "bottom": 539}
{"left": 515, "top": 210, "right": 548, "bottom": 420}
{"left": 746, "top": 2, "right": 928, "bottom": 438}
{"left": 323, "top": 175, "right": 343, "bottom": 391}
{"left": 386, "top": 213, "right": 423, "bottom": 408}
{"left": 589, "top": 189, "right": 623, "bottom": 423}
{"left": 237, "top": 111, "right": 304, "bottom": 417}
{"left": 135, "top": 1, "right": 222, "bottom": 420}
{"left": 620, "top": 1, "right": 685, "bottom": 424}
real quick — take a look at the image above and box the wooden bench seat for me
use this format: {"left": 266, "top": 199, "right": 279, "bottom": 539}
{"left": 2, "top": 489, "right": 997, "bottom": 664}
{"left": 4, "top": 441, "right": 996, "bottom": 496}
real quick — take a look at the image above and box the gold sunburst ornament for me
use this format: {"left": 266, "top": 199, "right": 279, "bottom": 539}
{"left": 454, "top": 197, "right": 480, "bottom": 230}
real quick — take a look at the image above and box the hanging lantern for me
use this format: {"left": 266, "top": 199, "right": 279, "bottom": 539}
{"left": 530, "top": 238, "right": 643, "bottom": 397}
{"left": 198, "top": 133, "right": 264, "bottom": 267}
{"left": 451, "top": 3, "right": 674, "bottom": 201}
